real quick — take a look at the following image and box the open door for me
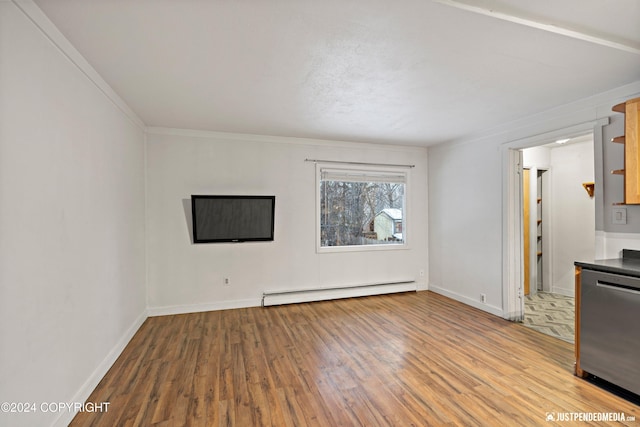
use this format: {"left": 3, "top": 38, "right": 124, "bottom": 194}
{"left": 502, "top": 148, "right": 524, "bottom": 321}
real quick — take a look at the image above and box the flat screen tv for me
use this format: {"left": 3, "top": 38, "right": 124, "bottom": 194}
{"left": 191, "top": 195, "right": 275, "bottom": 243}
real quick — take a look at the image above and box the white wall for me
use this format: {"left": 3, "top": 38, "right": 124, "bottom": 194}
{"left": 549, "top": 140, "right": 595, "bottom": 295}
{"left": 522, "top": 146, "right": 550, "bottom": 169}
{"left": 427, "top": 139, "right": 504, "bottom": 315}
{"left": 0, "top": 3, "right": 147, "bottom": 427}
{"left": 428, "top": 82, "right": 640, "bottom": 317}
{"left": 145, "top": 129, "right": 429, "bottom": 314}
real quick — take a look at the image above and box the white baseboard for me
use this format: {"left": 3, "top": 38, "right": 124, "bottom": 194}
{"left": 429, "top": 285, "right": 504, "bottom": 317}
{"left": 550, "top": 287, "right": 574, "bottom": 298}
{"left": 52, "top": 309, "right": 148, "bottom": 427}
{"left": 147, "top": 298, "right": 262, "bottom": 317}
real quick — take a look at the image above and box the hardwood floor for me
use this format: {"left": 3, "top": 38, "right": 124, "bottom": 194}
{"left": 71, "top": 291, "right": 638, "bottom": 426}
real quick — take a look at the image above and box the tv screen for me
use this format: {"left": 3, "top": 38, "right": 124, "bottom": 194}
{"left": 191, "top": 195, "right": 275, "bottom": 243}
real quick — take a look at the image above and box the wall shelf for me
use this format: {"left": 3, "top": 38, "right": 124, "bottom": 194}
{"left": 612, "top": 136, "right": 625, "bottom": 144}
{"left": 612, "top": 102, "right": 626, "bottom": 113}
{"left": 611, "top": 97, "right": 640, "bottom": 205}
{"left": 582, "top": 182, "right": 595, "bottom": 198}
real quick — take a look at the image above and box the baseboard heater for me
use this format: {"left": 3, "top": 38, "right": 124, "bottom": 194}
{"left": 262, "top": 280, "right": 417, "bottom": 307}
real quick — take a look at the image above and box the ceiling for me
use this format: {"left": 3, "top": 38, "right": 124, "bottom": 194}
{"left": 34, "top": 0, "right": 640, "bottom": 147}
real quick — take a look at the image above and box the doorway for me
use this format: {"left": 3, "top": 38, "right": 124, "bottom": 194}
{"left": 520, "top": 135, "right": 595, "bottom": 342}
{"left": 502, "top": 119, "right": 608, "bottom": 324}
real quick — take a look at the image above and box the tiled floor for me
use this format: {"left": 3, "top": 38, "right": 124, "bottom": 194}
{"left": 523, "top": 291, "right": 574, "bottom": 343}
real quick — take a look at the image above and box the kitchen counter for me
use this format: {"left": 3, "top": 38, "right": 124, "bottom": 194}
{"left": 574, "top": 249, "right": 640, "bottom": 278}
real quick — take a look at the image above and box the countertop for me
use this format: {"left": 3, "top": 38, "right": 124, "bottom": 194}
{"left": 575, "top": 249, "right": 640, "bottom": 278}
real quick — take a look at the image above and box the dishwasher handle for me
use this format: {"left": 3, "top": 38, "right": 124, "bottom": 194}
{"left": 597, "top": 280, "right": 640, "bottom": 295}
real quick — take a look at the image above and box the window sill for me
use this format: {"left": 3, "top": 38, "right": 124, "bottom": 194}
{"left": 317, "top": 243, "right": 409, "bottom": 254}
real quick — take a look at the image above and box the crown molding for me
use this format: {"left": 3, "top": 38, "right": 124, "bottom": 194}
{"left": 145, "top": 126, "right": 429, "bottom": 153}
{"left": 12, "top": 0, "right": 145, "bottom": 130}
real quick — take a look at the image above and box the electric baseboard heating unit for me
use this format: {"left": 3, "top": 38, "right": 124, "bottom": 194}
{"left": 262, "top": 280, "right": 417, "bottom": 307}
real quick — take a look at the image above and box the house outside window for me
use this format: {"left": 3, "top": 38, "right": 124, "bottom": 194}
{"left": 316, "top": 164, "right": 408, "bottom": 252}
{"left": 373, "top": 208, "right": 403, "bottom": 241}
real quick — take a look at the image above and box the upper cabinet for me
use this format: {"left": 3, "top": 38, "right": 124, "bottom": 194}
{"left": 612, "top": 97, "right": 640, "bottom": 205}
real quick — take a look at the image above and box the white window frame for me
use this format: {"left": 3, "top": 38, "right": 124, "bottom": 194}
{"left": 315, "top": 163, "right": 410, "bottom": 253}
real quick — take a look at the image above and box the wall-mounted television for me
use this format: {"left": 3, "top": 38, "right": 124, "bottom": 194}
{"left": 191, "top": 195, "right": 275, "bottom": 243}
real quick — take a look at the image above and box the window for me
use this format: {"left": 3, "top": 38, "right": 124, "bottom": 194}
{"left": 316, "top": 164, "right": 408, "bottom": 252}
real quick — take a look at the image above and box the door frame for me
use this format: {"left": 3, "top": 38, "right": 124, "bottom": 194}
{"left": 501, "top": 119, "right": 608, "bottom": 321}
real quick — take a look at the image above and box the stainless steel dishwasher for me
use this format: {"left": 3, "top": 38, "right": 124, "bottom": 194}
{"left": 580, "top": 268, "right": 640, "bottom": 395}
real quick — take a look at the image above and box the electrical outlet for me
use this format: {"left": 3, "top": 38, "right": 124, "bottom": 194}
{"left": 223, "top": 277, "right": 231, "bottom": 286}
{"left": 481, "top": 294, "right": 486, "bottom": 303}
{"left": 419, "top": 270, "right": 425, "bottom": 277}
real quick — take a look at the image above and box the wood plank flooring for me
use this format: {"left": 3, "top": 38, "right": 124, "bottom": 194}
{"left": 71, "top": 291, "right": 639, "bottom": 426}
